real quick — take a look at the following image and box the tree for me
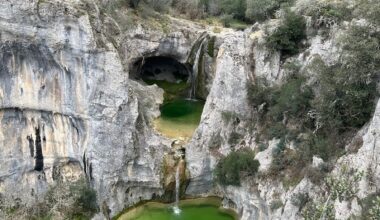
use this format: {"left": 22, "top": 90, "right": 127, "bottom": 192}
{"left": 215, "top": 149, "right": 260, "bottom": 186}
{"left": 266, "top": 10, "right": 306, "bottom": 56}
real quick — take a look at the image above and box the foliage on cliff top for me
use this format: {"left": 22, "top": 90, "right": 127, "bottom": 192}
{"left": 99, "top": 0, "right": 296, "bottom": 29}
{"left": 265, "top": 10, "right": 307, "bottom": 57}
{"left": 250, "top": 23, "right": 379, "bottom": 188}
{"left": 214, "top": 149, "right": 260, "bottom": 186}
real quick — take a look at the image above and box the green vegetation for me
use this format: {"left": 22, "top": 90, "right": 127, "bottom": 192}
{"left": 302, "top": 197, "right": 335, "bottom": 220}
{"left": 265, "top": 10, "right": 307, "bottom": 56}
{"left": 101, "top": 0, "right": 295, "bottom": 29}
{"left": 360, "top": 194, "right": 380, "bottom": 220}
{"left": 270, "top": 199, "right": 284, "bottom": 211}
{"left": 313, "top": 26, "right": 380, "bottom": 135}
{"left": 45, "top": 178, "right": 98, "bottom": 219}
{"left": 11, "top": 178, "right": 99, "bottom": 220}
{"left": 326, "top": 166, "right": 364, "bottom": 201}
{"left": 355, "top": 0, "right": 380, "bottom": 25}
{"left": 302, "top": 167, "right": 363, "bottom": 219}
{"left": 291, "top": 193, "right": 310, "bottom": 211}
{"left": 207, "top": 36, "right": 216, "bottom": 57}
{"left": 214, "top": 149, "right": 260, "bottom": 186}
{"left": 249, "top": 23, "right": 379, "bottom": 189}
{"left": 245, "top": 0, "right": 292, "bottom": 22}
{"left": 303, "top": 0, "right": 352, "bottom": 29}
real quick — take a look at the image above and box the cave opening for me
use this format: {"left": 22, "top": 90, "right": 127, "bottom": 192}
{"left": 138, "top": 56, "right": 189, "bottom": 82}
{"left": 131, "top": 56, "right": 191, "bottom": 98}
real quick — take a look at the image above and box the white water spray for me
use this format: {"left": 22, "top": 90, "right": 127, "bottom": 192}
{"left": 173, "top": 162, "right": 181, "bottom": 215}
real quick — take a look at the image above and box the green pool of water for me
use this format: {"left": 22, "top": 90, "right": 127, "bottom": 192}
{"left": 132, "top": 205, "right": 234, "bottom": 220}
{"left": 154, "top": 99, "right": 204, "bottom": 139}
{"left": 161, "top": 99, "right": 204, "bottom": 120}
{"left": 117, "top": 198, "right": 236, "bottom": 220}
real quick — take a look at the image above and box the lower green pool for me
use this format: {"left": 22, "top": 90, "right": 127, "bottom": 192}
{"left": 118, "top": 199, "right": 236, "bottom": 220}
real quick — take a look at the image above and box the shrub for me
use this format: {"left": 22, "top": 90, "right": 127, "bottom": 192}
{"left": 207, "top": 36, "right": 216, "bottom": 57}
{"left": 219, "top": 0, "right": 247, "bottom": 20}
{"left": 37, "top": 178, "right": 98, "bottom": 219}
{"left": 326, "top": 166, "right": 364, "bottom": 201}
{"left": 268, "top": 75, "right": 313, "bottom": 122}
{"left": 267, "top": 123, "right": 287, "bottom": 139}
{"left": 312, "top": 25, "right": 379, "bottom": 135}
{"left": 220, "top": 14, "right": 234, "bottom": 27}
{"left": 129, "top": 0, "right": 141, "bottom": 8}
{"left": 144, "top": 0, "right": 172, "bottom": 12}
{"left": 215, "top": 149, "right": 260, "bottom": 186}
{"left": 270, "top": 199, "right": 284, "bottom": 211}
{"left": 266, "top": 10, "right": 306, "bottom": 56}
{"left": 291, "top": 192, "right": 310, "bottom": 211}
{"left": 302, "top": 198, "right": 335, "bottom": 220}
{"left": 248, "top": 77, "right": 272, "bottom": 111}
{"left": 361, "top": 194, "right": 380, "bottom": 219}
{"left": 355, "top": 0, "right": 380, "bottom": 25}
{"left": 70, "top": 180, "right": 98, "bottom": 218}
{"left": 245, "top": 0, "right": 291, "bottom": 22}
{"left": 304, "top": 1, "right": 352, "bottom": 28}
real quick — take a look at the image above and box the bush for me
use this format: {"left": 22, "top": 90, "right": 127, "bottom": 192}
{"left": 266, "top": 10, "right": 306, "bottom": 56}
{"left": 129, "top": 0, "right": 141, "bottom": 8}
{"left": 70, "top": 180, "right": 98, "bottom": 218}
{"left": 144, "top": 0, "right": 172, "bottom": 12}
{"left": 304, "top": 1, "right": 352, "bottom": 28}
{"left": 355, "top": 0, "right": 380, "bottom": 25}
{"left": 312, "top": 25, "right": 379, "bottom": 135}
{"left": 268, "top": 75, "right": 313, "bottom": 121}
{"left": 207, "top": 36, "right": 216, "bottom": 57}
{"left": 249, "top": 74, "right": 313, "bottom": 141}
{"left": 215, "top": 149, "right": 260, "bottom": 186}
{"left": 38, "top": 178, "right": 98, "bottom": 219}
{"left": 219, "top": 0, "right": 247, "bottom": 20}
{"left": 245, "top": 0, "right": 291, "bottom": 22}
{"left": 361, "top": 194, "right": 380, "bottom": 219}
{"left": 291, "top": 192, "right": 310, "bottom": 211}
{"left": 270, "top": 199, "right": 283, "bottom": 211}
{"left": 326, "top": 166, "right": 364, "bottom": 201}
{"left": 220, "top": 14, "right": 234, "bottom": 27}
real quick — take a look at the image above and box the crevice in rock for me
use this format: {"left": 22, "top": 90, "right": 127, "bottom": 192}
{"left": 83, "top": 152, "right": 87, "bottom": 175}
{"left": 34, "top": 126, "right": 44, "bottom": 171}
{"left": 27, "top": 135, "right": 34, "bottom": 157}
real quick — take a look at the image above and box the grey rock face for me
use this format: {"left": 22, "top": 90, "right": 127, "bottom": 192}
{"left": 0, "top": 0, "right": 171, "bottom": 217}
{"left": 186, "top": 32, "right": 254, "bottom": 194}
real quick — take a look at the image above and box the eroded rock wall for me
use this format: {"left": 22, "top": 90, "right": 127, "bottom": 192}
{"left": 0, "top": 0, "right": 171, "bottom": 217}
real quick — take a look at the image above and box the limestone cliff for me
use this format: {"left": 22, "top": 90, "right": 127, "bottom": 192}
{"left": 0, "top": 0, "right": 379, "bottom": 220}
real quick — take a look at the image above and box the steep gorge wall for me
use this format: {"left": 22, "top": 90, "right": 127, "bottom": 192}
{"left": 0, "top": 0, "right": 172, "bottom": 217}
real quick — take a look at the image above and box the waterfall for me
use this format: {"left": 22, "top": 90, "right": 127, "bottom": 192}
{"left": 188, "top": 34, "right": 208, "bottom": 100}
{"left": 173, "top": 162, "right": 181, "bottom": 215}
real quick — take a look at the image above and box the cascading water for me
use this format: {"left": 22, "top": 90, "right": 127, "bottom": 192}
{"left": 173, "top": 161, "right": 181, "bottom": 215}
{"left": 188, "top": 34, "right": 208, "bottom": 100}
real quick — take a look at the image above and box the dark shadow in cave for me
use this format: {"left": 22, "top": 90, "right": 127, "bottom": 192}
{"left": 131, "top": 56, "right": 190, "bottom": 83}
